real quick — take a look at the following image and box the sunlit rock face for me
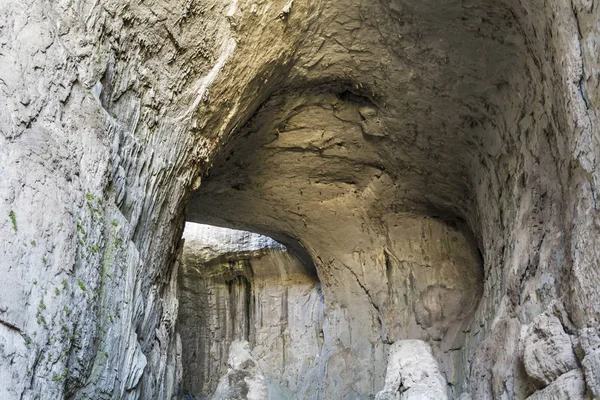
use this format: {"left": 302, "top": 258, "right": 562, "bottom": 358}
{"left": 178, "top": 223, "right": 323, "bottom": 399}
{"left": 0, "top": 0, "right": 599, "bottom": 399}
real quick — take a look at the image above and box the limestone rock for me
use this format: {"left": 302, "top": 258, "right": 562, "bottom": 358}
{"left": 178, "top": 223, "right": 323, "bottom": 399}
{"left": 125, "top": 342, "right": 148, "bottom": 391}
{"left": 470, "top": 318, "right": 532, "bottom": 399}
{"left": 212, "top": 340, "right": 269, "bottom": 400}
{"left": 523, "top": 314, "right": 578, "bottom": 386}
{"left": 0, "top": 0, "right": 599, "bottom": 398}
{"left": 582, "top": 350, "right": 600, "bottom": 398}
{"left": 525, "top": 370, "right": 587, "bottom": 400}
{"left": 182, "top": 223, "right": 285, "bottom": 261}
{"left": 375, "top": 340, "right": 447, "bottom": 400}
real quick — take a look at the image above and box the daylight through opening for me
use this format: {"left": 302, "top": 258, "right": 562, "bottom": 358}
{"left": 178, "top": 222, "right": 323, "bottom": 399}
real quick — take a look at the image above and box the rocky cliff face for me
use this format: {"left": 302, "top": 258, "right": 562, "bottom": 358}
{"left": 0, "top": 0, "right": 599, "bottom": 399}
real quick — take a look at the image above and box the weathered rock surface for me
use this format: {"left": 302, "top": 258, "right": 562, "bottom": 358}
{"left": 526, "top": 370, "right": 587, "bottom": 400}
{"left": 0, "top": 0, "right": 599, "bottom": 399}
{"left": 211, "top": 340, "right": 295, "bottom": 400}
{"left": 577, "top": 326, "right": 600, "bottom": 398}
{"left": 522, "top": 313, "right": 578, "bottom": 386}
{"left": 211, "top": 340, "right": 269, "bottom": 400}
{"left": 375, "top": 340, "right": 447, "bottom": 400}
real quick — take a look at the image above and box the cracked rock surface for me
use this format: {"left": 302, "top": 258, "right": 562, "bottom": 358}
{"left": 0, "top": 0, "right": 599, "bottom": 399}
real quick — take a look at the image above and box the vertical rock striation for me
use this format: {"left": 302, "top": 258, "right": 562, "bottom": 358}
{"left": 178, "top": 223, "right": 323, "bottom": 399}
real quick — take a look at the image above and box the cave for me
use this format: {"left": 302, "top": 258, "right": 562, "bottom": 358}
{"left": 1, "top": 0, "right": 598, "bottom": 399}
{"left": 179, "top": 0, "right": 558, "bottom": 396}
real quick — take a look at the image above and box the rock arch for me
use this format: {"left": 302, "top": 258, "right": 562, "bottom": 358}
{"left": 0, "top": 0, "right": 598, "bottom": 399}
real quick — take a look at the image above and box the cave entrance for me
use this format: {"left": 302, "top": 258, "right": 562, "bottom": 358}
{"left": 184, "top": 85, "right": 487, "bottom": 397}
{"left": 178, "top": 222, "right": 324, "bottom": 400}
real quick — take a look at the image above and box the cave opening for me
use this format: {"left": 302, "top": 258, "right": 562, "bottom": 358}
{"left": 177, "top": 222, "right": 324, "bottom": 400}
{"left": 177, "top": 0, "right": 559, "bottom": 397}
{"left": 183, "top": 80, "right": 488, "bottom": 397}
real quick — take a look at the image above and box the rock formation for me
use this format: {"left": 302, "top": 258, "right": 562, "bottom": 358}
{"left": 0, "top": 0, "right": 599, "bottom": 399}
{"left": 375, "top": 340, "right": 448, "bottom": 400}
{"left": 178, "top": 223, "right": 322, "bottom": 399}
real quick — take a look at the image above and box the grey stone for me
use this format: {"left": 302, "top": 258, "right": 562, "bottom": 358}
{"left": 526, "top": 370, "right": 587, "bottom": 400}
{"left": 375, "top": 340, "right": 447, "bottom": 400}
{"left": 212, "top": 340, "right": 269, "bottom": 400}
{"left": 523, "top": 314, "right": 578, "bottom": 386}
{"left": 582, "top": 350, "right": 600, "bottom": 398}
{"left": 178, "top": 223, "right": 323, "bottom": 398}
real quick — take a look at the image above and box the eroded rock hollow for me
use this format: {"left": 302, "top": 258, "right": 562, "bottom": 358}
{"left": 0, "top": 0, "right": 599, "bottom": 399}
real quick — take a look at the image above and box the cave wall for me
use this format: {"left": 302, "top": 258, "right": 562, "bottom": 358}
{"left": 0, "top": 0, "right": 598, "bottom": 399}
